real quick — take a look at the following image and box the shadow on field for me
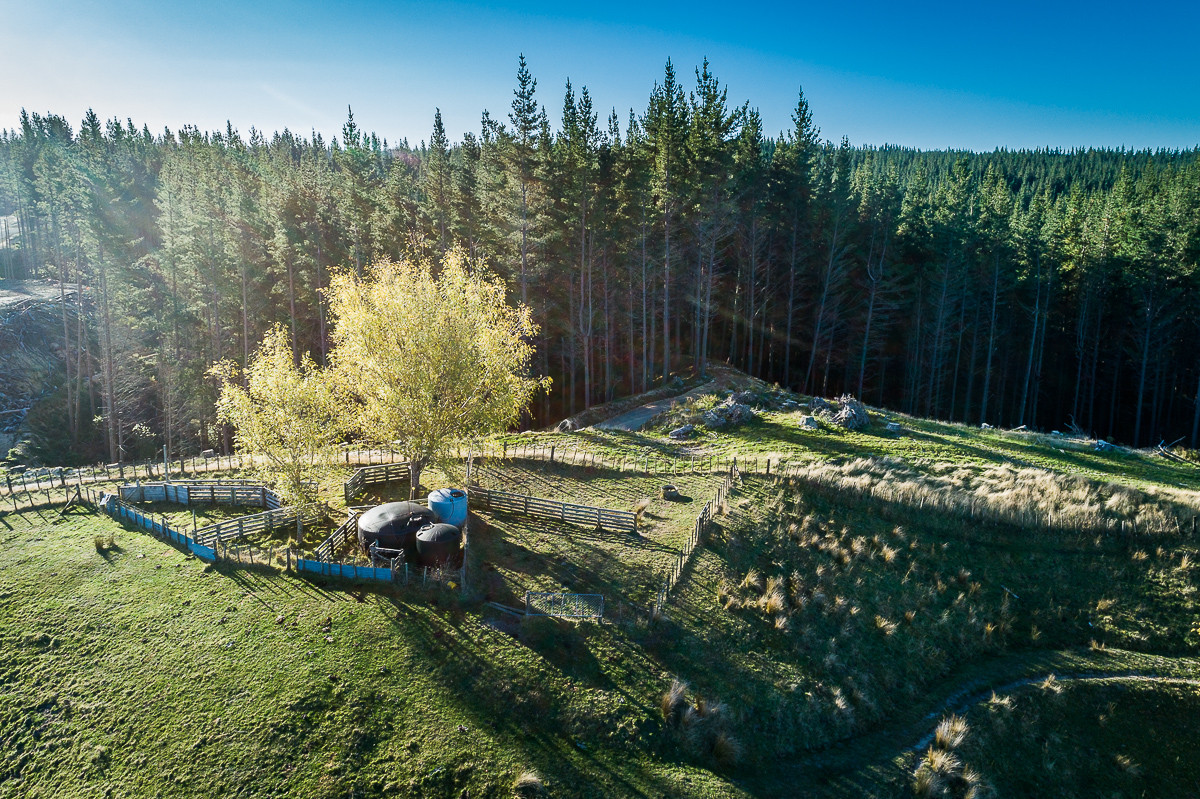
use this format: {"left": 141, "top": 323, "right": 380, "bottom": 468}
{"left": 368, "top": 592, "right": 681, "bottom": 797}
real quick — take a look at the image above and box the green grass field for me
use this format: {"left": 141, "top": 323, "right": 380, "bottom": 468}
{"left": 3, "top": 381, "right": 1199, "bottom": 798}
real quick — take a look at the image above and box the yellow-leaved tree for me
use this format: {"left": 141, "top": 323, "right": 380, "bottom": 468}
{"left": 212, "top": 325, "right": 347, "bottom": 506}
{"left": 326, "top": 250, "right": 548, "bottom": 496}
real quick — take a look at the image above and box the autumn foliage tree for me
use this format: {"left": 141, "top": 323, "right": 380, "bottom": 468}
{"left": 212, "top": 325, "right": 346, "bottom": 505}
{"left": 326, "top": 250, "right": 548, "bottom": 496}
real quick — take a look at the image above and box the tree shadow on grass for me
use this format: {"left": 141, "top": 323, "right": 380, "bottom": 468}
{"left": 367, "top": 593, "right": 692, "bottom": 797}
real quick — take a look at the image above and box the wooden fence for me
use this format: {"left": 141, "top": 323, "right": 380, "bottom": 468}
{"left": 343, "top": 461, "right": 411, "bottom": 504}
{"left": 470, "top": 485, "right": 637, "bottom": 533}
{"left": 195, "top": 503, "right": 324, "bottom": 546}
{"left": 315, "top": 510, "right": 361, "bottom": 561}
{"left": 653, "top": 460, "right": 740, "bottom": 617}
{"left": 119, "top": 481, "right": 278, "bottom": 508}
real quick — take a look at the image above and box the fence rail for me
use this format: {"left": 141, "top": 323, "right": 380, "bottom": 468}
{"left": 470, "top": 485, "right": 637, "bottom": 533}
{"left": 196, "top": 503, "right": 324, "bottom": 546}
{"left": 344, "top": 462, "right": 412, "bottom": 504}
{"left": 119, "top": 481, "right": 279, "bottom": 508}
{"left": 316, "top": 510, "right": 361, "bottom": 561}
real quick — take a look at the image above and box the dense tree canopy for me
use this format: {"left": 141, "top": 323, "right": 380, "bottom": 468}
{"left": 212, "top": 325, "right": 345, "bottom": 506}
{"left": 2, "top": 57, "right": 1199, "bottom": 465}
{"left": 325, "top": 251, "right": 547, "bottom": 495}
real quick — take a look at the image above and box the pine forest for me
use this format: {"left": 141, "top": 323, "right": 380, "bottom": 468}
{"left": 3, "top": 57, "right": 1199, "bottom": 465}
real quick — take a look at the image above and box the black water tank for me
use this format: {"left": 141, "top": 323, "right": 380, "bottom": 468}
{"left": 357, "top": 502, "right": 435, "bottom": 558}
{"left": 415, "top": 522, "right": 463, "bottom": 567}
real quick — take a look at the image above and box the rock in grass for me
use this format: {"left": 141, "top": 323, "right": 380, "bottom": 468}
{"left": 832, "top": 395, "right": 870, "bottom": 431}
{"left": 668, "top": 424, "right": 695, "bottom": 440}
{"left": 799, "top": 415, "right": 819, "bottom": 430}
{"left": 810, "top": 397, "right": 834, "bottom": 416}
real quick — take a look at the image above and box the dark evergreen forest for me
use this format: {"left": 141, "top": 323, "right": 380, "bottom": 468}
{"left": 2, "top": 57, "right": 1199, "bottom": 465}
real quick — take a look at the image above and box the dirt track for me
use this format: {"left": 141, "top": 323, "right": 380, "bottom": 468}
{"left": 591, "top": 380, "right": 716, "bottom": 431}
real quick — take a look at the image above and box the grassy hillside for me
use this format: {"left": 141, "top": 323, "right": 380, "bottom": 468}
{"left": 2, "top": 383, "right": 1199, "bottom": 798}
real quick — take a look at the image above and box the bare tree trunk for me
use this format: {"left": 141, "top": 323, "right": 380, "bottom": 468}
{"left": 242, "top": 261, "right": 251, "bottom": 370}
{"left": 98, "top": 251, "right": 118, "bottom": 463}
{"left": 699, "top": 239, "right": 716, "bottom": 378}
{"left": 662, "top": 194, "right": 672, "bottom": 381}
{"left": 59, "top": 245, "right": 76, "bottom": 447}
{"left": 568, "top": 279, "right": 577, "bottom": 416}
{"left": 286, "top": 259, "right": 298, "bottom": 363}
{"left": 1086, "top": 303, "right": 1103, "bottom": 432}
{"left": 949, "top": 285, "right": 968, "bottom": 421}
{"left": 746, "top": 218, "right": 759, "bottom": 376}
{"left": 316, "top": 230, "right": 327, "bottom": 363}
{"left": 1029, "top": 266, "right": 1052, "bottom": 427}
{"left": 1072, "top": 287, "right": 1092, "bottom": 422}
{"left": 640, "top": 215, "right": 649, "bottom": 391}
{"left": 1133, "top": 294, "right": 1154, "bottom": 447}
{"left": 980, "top": 258, "right": 1000, "bottom": 424}
{"left": 408, "top": 458, "right": 426, "bottom": 501}
{"left": 926, "top": 261, "right": 953, "bottom": 418}
{"left": 784, "top": 220, "right": 798, "bottom": 388}
{"left": 604, "top": 253, "right": 613, "bottom": 402}
{"left": 1191, "top": 369, "right": 1200, "bottom": 449}
{"left": 580, "top": 224, "right": 592, "bottom": 409}
{"left": 805, "top": 214, "right": 844, "bottom": 394}
{"left": 1018, "top": 254, "right": 1042, "bottom": 426}
{"left": 855, "top": 232, "right": 881, "bottom": 398}
{"left": 964, "top": 295, "right": 981, "bottom": 422}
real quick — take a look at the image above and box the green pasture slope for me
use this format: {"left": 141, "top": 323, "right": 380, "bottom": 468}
{"left": 2, "top": 401, "right": 1199, "bottom": 798}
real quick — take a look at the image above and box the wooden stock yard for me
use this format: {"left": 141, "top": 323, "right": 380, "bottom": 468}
{"left": 119, "top": 480, "right": 279, "bottom": 508}
{"left": 470, "top": 485, "right": 637, "bottom": 533}
{"left": 195, "top": 503, "right": 324, "bottom": 546}
{"left": 343, "top": 462, "right": 411, "bottom": 503}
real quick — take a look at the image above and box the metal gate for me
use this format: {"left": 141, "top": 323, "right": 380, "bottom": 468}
{"left": 524, "top": 591, "right": 604, "bottom": 619}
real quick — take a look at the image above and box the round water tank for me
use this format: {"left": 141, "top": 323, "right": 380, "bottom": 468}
{"left": 427, "top": 488, "right": 468, "bottom": 528}
{"left": 415, "top": 522, "right": 463, "bottom": 567}
{"left": 357, "top": 501, "right": 435, "bottom": 559}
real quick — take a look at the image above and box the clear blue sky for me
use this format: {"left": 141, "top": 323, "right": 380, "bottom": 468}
{"left": 4, "top": 0, "right": 1198, "bottom": 151}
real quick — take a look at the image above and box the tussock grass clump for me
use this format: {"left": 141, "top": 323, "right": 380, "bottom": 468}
{"left": 660, "top": 679, "right": 689, "bottom": 726}
{"left": 633, "top": 497, "right": 652, "bottom": 524}
{"left": 934, "top": 715, "right": 969, "bottom": 750}
{"left": 512, "top": 770, "right": 546, "bottom": 797}
{"left": 660, "top": 678, "right": 742, "bottom": 768}
{"left": 914, "top": 715, "right": 986, "bottom": 798}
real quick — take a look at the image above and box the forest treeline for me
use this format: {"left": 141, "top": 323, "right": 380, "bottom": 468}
{"left": 2, "top": 57, "right": 1199, "bottom": 465}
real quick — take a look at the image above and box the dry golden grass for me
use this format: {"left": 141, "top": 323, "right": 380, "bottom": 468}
{"left": 934, "top": 714, "right": 970, "bottom": 750}
{"left": 760, "top": 588, "right": 787, "bottom": 615}
{"left": 1114, "top": 753, "right": 1142, "bottom": 776}
{"left": 661, "top": 679, "right": 688, "bottom": 726}
{"left": 741, "top": 568, "right": 763, "bottom": 592}
{"left": 512, "top": 770, "right": 546, "bottom": 797}
{"left": 782, "top": 456, "right": 1196, "bottom": 538}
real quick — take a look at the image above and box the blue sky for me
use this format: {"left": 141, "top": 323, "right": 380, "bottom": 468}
{"left": 3, "top": 0, "right": 1198, "bottom": 151}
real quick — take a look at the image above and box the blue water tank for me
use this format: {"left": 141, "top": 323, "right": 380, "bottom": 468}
{"left": 427, "top": 488, "right": 468, "bottom": 528}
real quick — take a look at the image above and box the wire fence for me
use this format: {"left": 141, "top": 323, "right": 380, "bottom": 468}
{"left": 525, "top": 591, "right": 604, "bottom": 619}
{"left": 653, "top": 459, "right": 741, "bottom": 618}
